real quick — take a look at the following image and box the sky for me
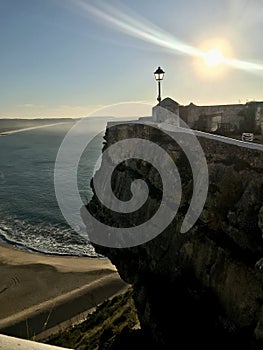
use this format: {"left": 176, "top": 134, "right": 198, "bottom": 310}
{"left": 0, "top": 0, "right": 263, "bottom": 118}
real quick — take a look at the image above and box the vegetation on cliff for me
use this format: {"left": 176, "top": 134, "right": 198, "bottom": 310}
{"left": 45, "top": 289, "right": 140, "bottom": 350}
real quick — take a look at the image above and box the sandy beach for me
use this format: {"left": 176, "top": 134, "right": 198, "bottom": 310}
{"left": 0, "top": 242, "right": 127, "bottom": 339}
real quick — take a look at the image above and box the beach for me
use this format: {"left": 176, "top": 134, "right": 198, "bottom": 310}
{"left": 0, "top": 242, "right": 127, "bottom": 340}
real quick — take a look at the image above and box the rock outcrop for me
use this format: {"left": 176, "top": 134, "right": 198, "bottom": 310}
{"left": 85, "top": 122, "right": 263, "bottom": 349}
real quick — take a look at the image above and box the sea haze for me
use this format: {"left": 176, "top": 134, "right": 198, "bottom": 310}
{"left": 0, "top": 122, "right": 103, "bottom": 257}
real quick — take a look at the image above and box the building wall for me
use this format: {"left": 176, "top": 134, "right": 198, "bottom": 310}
{"left": 255, "top": 105, "right": 263, "bottom": 134}
{"left": 152, "top": 99, "right": 263, "bottom": 136}
{"left": 179, "top": 103, "right": 245, "bottom": 129}
{"left": 152, "top": 105, "right": 179, "bottom": 126}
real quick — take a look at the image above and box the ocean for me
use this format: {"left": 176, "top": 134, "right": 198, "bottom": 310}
{"left": 0, "top": 121, "right": 104, "bottom": 257}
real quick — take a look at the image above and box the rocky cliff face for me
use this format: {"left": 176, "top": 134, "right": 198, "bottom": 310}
{"left": 85, "top": 123, "right": 263, "bottom": 349}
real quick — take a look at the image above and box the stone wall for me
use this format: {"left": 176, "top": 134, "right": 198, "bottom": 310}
{"left": 179, "top": 103, "right": 245, "bottom": 129}
{"left": 179, "top": 101, "right": 263, "bottom": 134}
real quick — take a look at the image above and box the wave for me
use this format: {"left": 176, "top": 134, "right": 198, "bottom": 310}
{"left": 0, "top": 218, "right": 100, "bottom": 258}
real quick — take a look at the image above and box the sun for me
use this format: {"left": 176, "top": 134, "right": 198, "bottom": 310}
{"left": 194, "top": 38, "right": 232, "bottom": 79}
{"left": 203, "top": 49, "right": 224, "bottom": 66}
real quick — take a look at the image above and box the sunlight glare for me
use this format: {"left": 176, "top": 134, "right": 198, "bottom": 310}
{"left": 204, "top": 49, "right": 224, "bottom": 66}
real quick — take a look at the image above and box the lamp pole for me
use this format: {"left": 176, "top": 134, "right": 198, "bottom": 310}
{"left": 157, "top": 80, "right": 161, "bottom": 103}
{"left": 154, "top": 66, "right": 165, "bottom": 103}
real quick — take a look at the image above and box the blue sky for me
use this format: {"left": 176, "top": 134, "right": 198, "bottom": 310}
{"left": 0, "top": 0, "right": 263, "bottom": 118}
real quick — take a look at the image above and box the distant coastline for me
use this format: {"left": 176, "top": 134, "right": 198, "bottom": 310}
{"left": 0, "top": 122, "right": 72, "bottom": 135}
{"left": 0, "top": 118, "right": 77, "bottom": 134}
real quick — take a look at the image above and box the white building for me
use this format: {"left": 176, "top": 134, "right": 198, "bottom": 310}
{"left": 152, "top": 98, "right": 180, "bottom": 126}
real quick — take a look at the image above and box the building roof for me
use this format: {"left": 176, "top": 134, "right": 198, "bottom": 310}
{"left": 159, "top": 97, "right": 180, "bottom": 114}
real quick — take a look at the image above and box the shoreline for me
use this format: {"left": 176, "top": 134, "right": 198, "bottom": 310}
{"left": 0, "top": 240, "right": 102, "bottom": 266}
{"left": 0, "top": 241, "right": 127, "bottom": 339}
{"left": 0, "top": 235, "right": 100, "bottom": 258}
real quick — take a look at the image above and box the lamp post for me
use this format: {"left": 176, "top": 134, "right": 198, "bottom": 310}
{"left": 154, "top": 66, "right": 165, "bottom": 103}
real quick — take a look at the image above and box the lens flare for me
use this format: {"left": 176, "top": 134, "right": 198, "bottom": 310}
{"left": 73, "top": 0, "right": 203, "bottom": 57}
{"left": 72, "top": 0, "right": 263, "bottom": 76}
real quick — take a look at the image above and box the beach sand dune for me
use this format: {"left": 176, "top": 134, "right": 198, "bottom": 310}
{"left": 0, "top": 243, "right": 127, "bottom": 339}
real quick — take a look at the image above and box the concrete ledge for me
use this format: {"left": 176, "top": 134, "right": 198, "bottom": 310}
{"left": 0, "top": 334, "right": 72, "bottom": 350}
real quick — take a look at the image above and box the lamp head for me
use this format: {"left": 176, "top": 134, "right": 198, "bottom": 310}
{"left": 154, "top": 66, "right": 165, "bottom": 81}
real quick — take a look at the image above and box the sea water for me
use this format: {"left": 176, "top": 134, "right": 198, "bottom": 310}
{"left": 0, "top": 122, "right": 103, "bottom": 257}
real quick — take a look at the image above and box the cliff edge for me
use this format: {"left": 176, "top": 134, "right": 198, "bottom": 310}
{"left": 86, "top": 122, "right": 263, "bottom": 349}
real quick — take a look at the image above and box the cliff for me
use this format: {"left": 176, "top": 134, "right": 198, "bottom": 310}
{"left": 85, "top": 122, "right": 263, "bottom": 349}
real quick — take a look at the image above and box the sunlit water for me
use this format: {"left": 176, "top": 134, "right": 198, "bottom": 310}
{"left": 0, "top": 122, "right": 103, "bottom": 257}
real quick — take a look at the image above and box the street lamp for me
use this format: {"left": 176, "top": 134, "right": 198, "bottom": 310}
{"left": 154, "top": 66, "right": 165, "bottom": 103}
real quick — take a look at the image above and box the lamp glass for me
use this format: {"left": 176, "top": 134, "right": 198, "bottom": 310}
{"left": 154, "top": 67, "right": 165, "bottom": 81}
